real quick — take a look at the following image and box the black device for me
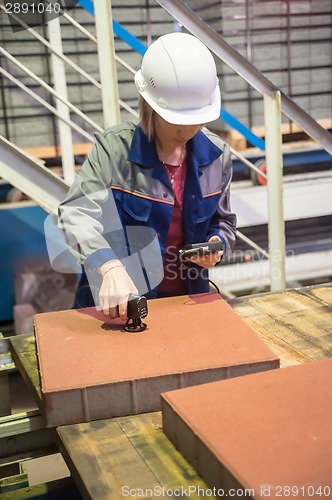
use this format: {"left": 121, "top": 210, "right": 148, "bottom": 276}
{"left": 179, "top": 240, "right": 224, "bottom": 261}
{"left": 124, "top": 294, "right": 148, "bottom": 332}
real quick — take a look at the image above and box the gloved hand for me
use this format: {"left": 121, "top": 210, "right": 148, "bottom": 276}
{"left": 98, "top": 260, "right": 138, "bottom": 320}
{"left": 187, "top": 235, "right": 223, "bottom": 268}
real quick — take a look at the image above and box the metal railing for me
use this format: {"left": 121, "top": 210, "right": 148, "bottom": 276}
{"left": 0, "top": 3, "right": 139, "bottom": 183}
{"left": 0, "top": 136, "right": 69, "bottom": 213}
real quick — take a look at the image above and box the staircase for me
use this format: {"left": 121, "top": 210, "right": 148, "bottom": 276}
{"left": 0, "top": 136, "right": 69, "bottom": 212}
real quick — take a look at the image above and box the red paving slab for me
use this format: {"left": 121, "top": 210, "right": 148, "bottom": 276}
{"left": 34, "top": 293, "right": 279, "bottom": 426}
{"left": 162, "top": 358, "right": 332, "bottom": 499}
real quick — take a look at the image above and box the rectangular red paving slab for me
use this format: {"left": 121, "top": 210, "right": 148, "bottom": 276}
{"left": 162, "top": 358, "right": 332, "bottom": 499}
{"left": 34, "top": 293, "right": 279, "bottom": 426}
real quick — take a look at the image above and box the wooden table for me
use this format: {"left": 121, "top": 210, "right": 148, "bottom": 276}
{"left": 10, "top": 284, "right": 332, "bottom": 499}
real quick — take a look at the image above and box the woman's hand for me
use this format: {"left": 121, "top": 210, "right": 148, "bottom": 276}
{"left": 186, "top": 235, "right": 223, "bottom": 269}
{"left": 99, "top": 260, "right": 138, "bottom": 320}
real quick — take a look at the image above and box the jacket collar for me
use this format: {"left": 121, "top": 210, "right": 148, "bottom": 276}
{"left": 128, "top": 124, "right": 223, "bottom": 169}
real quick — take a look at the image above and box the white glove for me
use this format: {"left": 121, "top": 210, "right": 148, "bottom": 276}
{"left": 98, "top": 260, "right": 138, "bottom": 320}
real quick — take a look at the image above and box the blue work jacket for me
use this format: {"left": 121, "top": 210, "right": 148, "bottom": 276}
{"left": 58, "top": 123, "right": 237, "bottom": 304}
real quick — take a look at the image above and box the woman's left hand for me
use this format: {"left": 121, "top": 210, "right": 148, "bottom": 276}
{"left": 187, "top": 235, "right": 223, "bottom": 269}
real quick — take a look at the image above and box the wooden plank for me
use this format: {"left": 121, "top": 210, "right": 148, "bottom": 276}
{"left": 117, "top": 413, "right": 210, "bottom": 493}
{"left": 9, "top": 334, "right": 42, "bottom": 409}
{"left": 299, "top": 285, "right": 332, "bottom": 307}
{"left": 57, "top": 418, "right": 163, "bottom": 500}
{"left": 232, "top": 310, "right": 307, "bottom": 367}
{"left": 24, "top": 143, "right": 93, "bottom": 159}
{"left": 232, "top": 285, "right": 332, "bottom": 367}
{"left": 245, "top": 289, "right": 323, "bottom": 315}
{"left": 57, "top": 413, "right": 214, "bottom": 500}
{"left": 242, "top": 313, "right": 328, "bottom": 364}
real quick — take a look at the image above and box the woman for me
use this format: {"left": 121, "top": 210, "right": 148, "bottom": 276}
{"left": 58, "top": 32, "right": 237, "bottom": 321}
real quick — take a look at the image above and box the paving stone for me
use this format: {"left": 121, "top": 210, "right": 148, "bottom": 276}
{"left": 34, "top": 293, "right": 279, "bottom": 426}
{"left": 162, "top": 358, "right": 332, "bottom": 498}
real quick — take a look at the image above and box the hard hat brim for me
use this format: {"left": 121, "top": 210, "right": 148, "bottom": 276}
{"left": 135, "top": 70, "right": 221, "bottom": 125}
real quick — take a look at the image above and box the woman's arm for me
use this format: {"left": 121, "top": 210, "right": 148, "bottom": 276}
{"left": 58, "top": 128, "right": 138, "bottom": 317}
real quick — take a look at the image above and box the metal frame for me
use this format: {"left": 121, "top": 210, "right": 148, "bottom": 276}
{"left": 0, "top": 409, "right": 55, "bottom": 466}
{"left": 0, "top": 68, "right": 94, "bottom": 143}
{"left": 264, "top": 91, "right": 286, "bottom": 290}
{"left": 0, "top": 6, "right": 141, "bottom": 106}
{"left": 0, "top": 136, "right": 70, "bottom": 213}
{"left": 94, "top": 0, "right": 121, "bottom": 128}
{"left": 0, "top": 48, "right": 103, "bottom": 133}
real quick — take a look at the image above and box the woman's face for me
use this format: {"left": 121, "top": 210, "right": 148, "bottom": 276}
{"left": 154, "top": 114, "right": 202, "bottom": 148}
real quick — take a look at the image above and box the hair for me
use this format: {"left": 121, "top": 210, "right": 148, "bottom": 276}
{"left": 138, "top": 95, "right": 156, "bottom": 141}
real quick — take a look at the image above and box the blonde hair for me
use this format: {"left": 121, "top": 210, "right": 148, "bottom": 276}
{"left": 138, "top": 95, "right": 155, "bottom": 141}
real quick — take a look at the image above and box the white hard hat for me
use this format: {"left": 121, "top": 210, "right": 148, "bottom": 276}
{"left": 135, "top": 32, "right": 221, "bottom": 125}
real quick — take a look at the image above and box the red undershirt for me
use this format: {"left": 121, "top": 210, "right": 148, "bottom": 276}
{"left": 158, "top": 159, "right": 187, "bottom": 296}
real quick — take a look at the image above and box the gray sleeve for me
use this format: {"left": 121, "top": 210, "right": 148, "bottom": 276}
{"left": 58, "top": 133, "right": 123, "bottom": 268}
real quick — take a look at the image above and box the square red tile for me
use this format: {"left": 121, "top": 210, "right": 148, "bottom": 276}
{"left": 34, "top": 293, "right": 279, "bottom": 426}
{"left": 162, "top": 358, "right": 332, "bottom": 498}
